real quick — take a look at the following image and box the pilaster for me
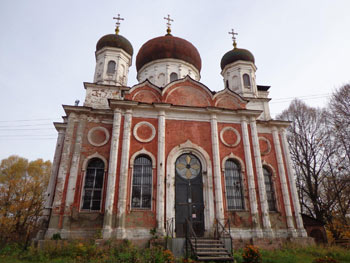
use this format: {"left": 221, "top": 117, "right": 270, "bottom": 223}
{"left": 103, "top": 109, "right": 122, "bottom": 238}
{"left": 210, "top": 113, "right": 224, "bottom": 223}
{"left": 250, "top": 118, "right": 273, "bottom": 237}
{"left": 241, "top": 117, "right": 262, "bottom": 237}
{"left": 280, "top": 128, "right": 307, "bottom": 237}
{"left": 272, "top": 127, "right": 297, "bottom": 237}
{"left": 116, "top": 108, "right": 133, "bottom": 238}
{"left": 157, "top": 110, "right": 166, "bottom": 234}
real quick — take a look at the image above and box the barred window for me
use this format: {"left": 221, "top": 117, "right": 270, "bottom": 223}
{"left": 243, "top": 74, "right": 251, "bottom": 89}
{"left": 107, "top": 60, "right": 116, "bottom": 74}
{"left": 263, "top": 167, "right": 276, "bottom": 211}
{"left": 224, "top": 159, "right": 244, "bottom": 210}
{"left": 131, "top": 155, "right": 152, "bottom": 209}
{"left": 82, "top": 158, "right": 105, "bottom": 211}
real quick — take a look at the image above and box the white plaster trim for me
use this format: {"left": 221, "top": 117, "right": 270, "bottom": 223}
{"left": 82, "top": 152, "right": 108, "bottom": 171}
{"left": 221, "top": 152, "right": 246, "bottom": 173}
{"left": 166, "top": 140, "right": 215, "bottom": 237}
{"left": 258, "top": 136, "right": 271, "bottom": 156}
{"left": 133, "top": 121, "right": 156, "bottom": 143}
{"left": 219, "top": 126, "right": 241, "bottom": 147}
{"left": 87, "top": 126, "right": 110, "bottom": 147}
{"left": 213, "top": 88, "right": 248, "bottom": 104}
{"left": 129, "top": 148, "right": 156, "bottom": 169}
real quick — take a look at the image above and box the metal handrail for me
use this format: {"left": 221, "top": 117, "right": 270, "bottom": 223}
{"left": 165, "top": 217, "right": 174, "bottom": 249}
{"left": 215, "top": 218, "right": 233, "bottom": 256}
{"left": 185, "top": 218, "right": 197, "bottom": 259}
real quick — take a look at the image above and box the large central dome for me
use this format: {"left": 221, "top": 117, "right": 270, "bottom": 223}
{"left": 136, "top": 34, "right": 202, "bottom": 72}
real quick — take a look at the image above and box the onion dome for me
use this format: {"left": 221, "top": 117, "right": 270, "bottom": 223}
{"left": 136, "top": 34, "right": 202, "bottom": 72}
{"left": 220, "top": 47, "right": 255, "bottom": 70}
{"left": 96, "top": 34, "right": 133, "bottom": 56}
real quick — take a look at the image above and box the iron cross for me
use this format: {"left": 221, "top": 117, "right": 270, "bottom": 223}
{"left": 164, "top": 14, "right": 174, "bottom": 29}
{"left": 228, "top": 29, "right": 238, "bottom": 42}
{"left": 113, "top": 13, "right": 124, "bottom": 27}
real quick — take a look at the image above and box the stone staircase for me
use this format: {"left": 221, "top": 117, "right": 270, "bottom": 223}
{"left": 189, "top": 238, "right": 234, "bottom": 262}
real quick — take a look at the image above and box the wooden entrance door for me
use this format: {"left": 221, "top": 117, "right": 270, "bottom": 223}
{"left": 175, "top": 153, "right": 204, "bottom": 237}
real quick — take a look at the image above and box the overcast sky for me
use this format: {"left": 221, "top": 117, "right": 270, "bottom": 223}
{"left": 0, "top": 0, "right": 349, "bottom": 162}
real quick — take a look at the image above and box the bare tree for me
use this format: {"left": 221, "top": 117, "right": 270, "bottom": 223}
{"left": 277, "top": 99, "right": 335, "bottom": 222}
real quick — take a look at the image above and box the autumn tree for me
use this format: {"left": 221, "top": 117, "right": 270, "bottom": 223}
{"left": 0, "top": 155, "right": 51, "bottom": 246}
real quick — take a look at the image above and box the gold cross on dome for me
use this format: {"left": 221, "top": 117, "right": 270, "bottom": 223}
{"left": 113, "top": 13, "right": 124, "bottom": 35}
{"left": 164, "top": 14, "right": 174, "bottom": 34}
{"left": 228, "top": 28, "right": 238, "bottom": 48}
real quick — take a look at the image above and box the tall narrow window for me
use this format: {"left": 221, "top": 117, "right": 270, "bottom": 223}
{"left": 226, "top": 80, "right": 229, "bottom": 89}
{"left": 107, "top": 60, "right": 116, "bottom": 74}
{"left": 131, "top": 155, "right": 152, "bottom": 209}
{"left": 263, "top": 167, "right": 276, "bottom": 211}
{"left": 224, "top": 159, "right": 244, "bottom": 210}
{"left": 82, "top": 158, "right": 105, "bottom": 211}
{"left": 170, "top": 72, "right": 178, "bottom": 82}
{"left": 243, "top": 74, "right": 251, "bottom": 89}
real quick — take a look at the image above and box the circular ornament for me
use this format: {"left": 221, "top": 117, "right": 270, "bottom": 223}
{"left": 87, "top": 127, "right": 110, "bottom": 147}
{"left": 220, "top": 127, "right": 241, "bottom": 147}
{"left": 259, "top": 136, "right": 271, "bottom": 156}
{"left": 133, "top": 121, "right": 156, "bottom": 143}
{"left": 175, "top": 153, "right": 201, "bottom": 180}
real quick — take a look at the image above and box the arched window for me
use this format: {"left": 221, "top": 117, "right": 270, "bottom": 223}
{"left": 263, "top": 167, "right": 276, "bottom": 211}
{"left": 224, "top": 159, "right": 244, "bottom": 210}
{"left": 226, "top": 80, "right": 229, "bottom": 89}
{"left": 131, "top": 155, "right": 152, "bottom": 209}
{"left": 243, "top": 74, "right": 251, "bottom": 89}
{"left": 170, "top": 72, "right": 178, "bottom": 82}
{"left": 107, "top": 60, "right": 116, "bottom": 74}
{"left": 81, "top": 158, "right": 105, "bottom": 211}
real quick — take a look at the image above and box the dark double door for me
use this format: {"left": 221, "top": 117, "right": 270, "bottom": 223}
{"left": 175, "top": 153, "right": 204, "bottom": 237}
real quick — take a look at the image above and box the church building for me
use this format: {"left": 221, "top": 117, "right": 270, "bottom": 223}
{"left": 43, "top": 15, "right": 308, "bottom": 244}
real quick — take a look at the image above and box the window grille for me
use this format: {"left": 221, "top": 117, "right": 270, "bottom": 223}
{"left": 224, "top": 159, "right": 244, "bottom": 210}
{"left": 263, "top": 167, "right": 276, "bottom": 211}
{"left": 82, "top": 158, "right": 105, "bottom": 211}
{"left": 131, "top": 155, "right": 152, "bottom": 209}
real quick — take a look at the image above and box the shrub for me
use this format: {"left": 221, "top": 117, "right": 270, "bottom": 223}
{"left": 242, "top": 245, "right": 262, "bottom": 263}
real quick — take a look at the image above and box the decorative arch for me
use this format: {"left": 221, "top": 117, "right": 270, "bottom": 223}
{"left": 221, "top": 152, "right": 245, "bottom": 172}
{"left": 82, "top": 152, "right": 108, "bottom": 171}
{"left": 166, "top": 140, "right": 215, "bottom": 235}
{"left": 129, "top": 148, "right": 156, "bottom": 169}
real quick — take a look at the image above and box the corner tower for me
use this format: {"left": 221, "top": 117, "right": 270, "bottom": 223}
{"left": 94, "top": 14, "right": 133, "bottom": 86}
{"left": 221, "top": 29, "right": 257, "bottom": 98}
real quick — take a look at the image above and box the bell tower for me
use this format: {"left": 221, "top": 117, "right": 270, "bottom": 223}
{"left": 93, "top": 14, "right": 133, "bottom": 86}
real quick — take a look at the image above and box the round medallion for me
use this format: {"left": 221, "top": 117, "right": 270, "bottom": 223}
{"left": 87, "top": 127, "right": 110, "bottom": 147}
{"left": 133, "top": 121, "right": 156, "bottom": 143}
{"left": 220, "top": 127, "right": 241, "bottom": 147}
{"left": 259, "top": 136, "right": 271, "bottom": 156}
{"left": 175, "top": 154, "right": 201, "bottom": 180}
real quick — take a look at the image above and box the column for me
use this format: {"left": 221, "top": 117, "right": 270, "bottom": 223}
{"left": 280, "top": 128, "right": 307, "bottom": 237}
{"left": 65, "top": 115, "right": 87, "bottom": 211}
{"left": 116, "top": 108, "right": 133, "bottom": 238}
{"left": 44, "top": 128, "right": 66, "bottom": 216}
{"left": 241, "top": 117, "right": 262, "bottom": 237}
{"left": 210, "top": 113, "right": 224, "bottom": 223}
{"left": 272, "top": 127, "right": 297, "bottom": 237}
{"left": 103, "top": 109, "right": 122, "bottom": 238}
{"left": 52, "top": 113, "right": 77, "bottom": 213}
{"left": 157, "top": 110, "right": 166, "bottom": 234}
{"left": 250, "top": 118, "right": 273, "bottom": 237}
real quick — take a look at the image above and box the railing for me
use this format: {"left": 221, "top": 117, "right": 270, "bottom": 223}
{"left": 185, "top": 218, "right": 197, "bottom": 259}
{"left": 214, "top": 218, "right": 233, "bottom": 256}
{"left": 165, "top": 217, "right": 175, "bottom": 249}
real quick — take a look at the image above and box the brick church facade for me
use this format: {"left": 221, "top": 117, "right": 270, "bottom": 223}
{"left": 43, "top": 17, "right": 308, "bottom": 243}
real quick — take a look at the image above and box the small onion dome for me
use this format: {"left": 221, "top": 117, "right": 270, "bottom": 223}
{"left": 220, "top": 48, "right": 255, "bottom": 70}
{"left": 136, "top": 34, "right": 201, "bottom": 72}
{"left": 96, "top": 34, "right": 134, "bottom": 56}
